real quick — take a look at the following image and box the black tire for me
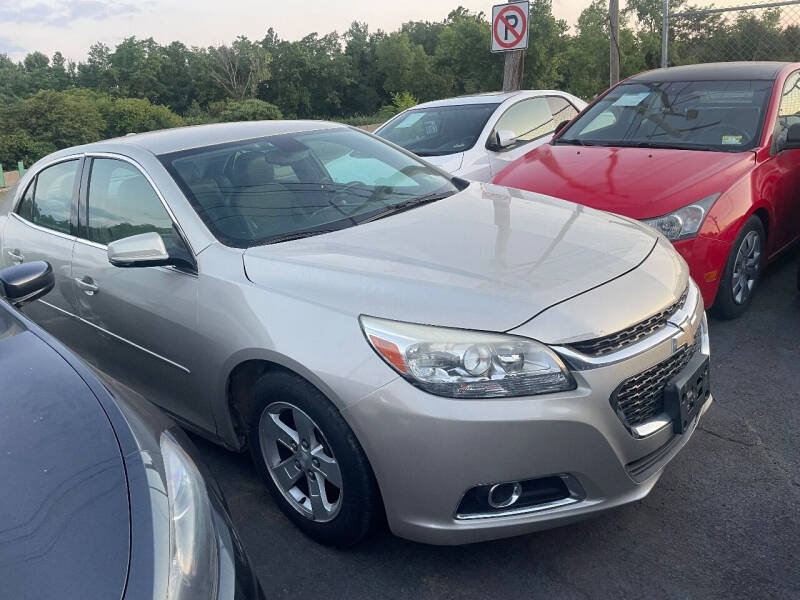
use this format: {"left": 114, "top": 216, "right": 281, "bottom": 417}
{"left": 712, "top": 215, "right": 766, "bottom": 319}
{"left": 248, "top": 370, "right": 380, "bottom": 546}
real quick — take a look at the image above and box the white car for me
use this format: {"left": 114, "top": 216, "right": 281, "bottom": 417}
{"left": 375, "top": 90, "right": 587, "bottom": 181}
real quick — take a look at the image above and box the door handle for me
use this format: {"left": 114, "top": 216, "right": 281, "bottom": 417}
{"left": 74, "top": 277, "right": 99, "bottom": 295}
{"left": 7, "top": 249, "right": 24, "bottom": 263}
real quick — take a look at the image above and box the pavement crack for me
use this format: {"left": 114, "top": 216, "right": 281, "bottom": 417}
{"left": 698, "top": 426, "right": 761, "bottom": 447}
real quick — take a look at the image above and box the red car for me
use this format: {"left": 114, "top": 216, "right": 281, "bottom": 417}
{"left": 495, "top": 62, "right": 800, "bottom": 318}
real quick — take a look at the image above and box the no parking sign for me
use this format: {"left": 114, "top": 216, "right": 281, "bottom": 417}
{"left": 491, "top": 1, "right": 529, "bottom": 52}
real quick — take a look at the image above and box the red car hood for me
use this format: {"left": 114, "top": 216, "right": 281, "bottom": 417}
{"left": 495, "top": 144, "right": 756, "bottom": 219}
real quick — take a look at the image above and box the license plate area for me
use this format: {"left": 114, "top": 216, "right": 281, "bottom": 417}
{"left": 664, "top": 353, "right": 710, "bottom": 434}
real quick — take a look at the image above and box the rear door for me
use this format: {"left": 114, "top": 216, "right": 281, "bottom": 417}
{"left": 1, "top": 158, "right": 82, "bottom": 341}
{"left": 69, "top": 155, "right": 210, "bottom": 432}
{"left": 487, "top": 96, "right": 565, "bottom": 176}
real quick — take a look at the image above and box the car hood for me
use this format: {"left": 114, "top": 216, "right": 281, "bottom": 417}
{"left": 0, "top": 315, "right": 129, "bottom": 599}
{"left": 243, "top": 182, "right": 659, "bottom": 332}
{"left": 495, "top": 144, "right": 756, "bottom": 219}
{"left": 421, "top": 152, "right": 464, "bottom": 173}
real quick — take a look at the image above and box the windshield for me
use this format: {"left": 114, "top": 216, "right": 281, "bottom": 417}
{"left": 377, "top": 103, "right": 499, "bottom": 156}
{"left": 556, "top": 80, "right": 774, "bottom": 152}
{"left": 160, "top": 128, "right": 460, "bottom": 247}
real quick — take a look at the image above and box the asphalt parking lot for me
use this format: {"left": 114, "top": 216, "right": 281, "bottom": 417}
{"left": 195, "top": 248, "right": 800, "bottom": 600}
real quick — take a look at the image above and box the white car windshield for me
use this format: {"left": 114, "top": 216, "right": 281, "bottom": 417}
{"left": 160, "top": 127, "right": 462, "bottom": 247}
{"left": 378, "top": 103, "right": 499, "bottom": 156}
{"left": 555, "top": 80, "right": 774, "bottom": 152}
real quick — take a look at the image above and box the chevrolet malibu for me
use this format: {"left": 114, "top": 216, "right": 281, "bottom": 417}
{"left": 0, "top": 122, "right": 711, "bottom": 546}
{"left": 495, "top": 62, "right": 800, "bottom": 318}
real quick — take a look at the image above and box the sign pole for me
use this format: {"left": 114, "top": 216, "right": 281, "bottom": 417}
{"left": 503, "top": 50, "right": 524, "bottom": 92}
{"left": 493, "top": 1, "right": 529, "bottom": 92}
{"left": 609, "top": 0, "right": 620, "bottom": 86}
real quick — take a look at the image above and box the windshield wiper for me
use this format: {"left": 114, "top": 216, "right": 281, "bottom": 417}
{"left": 357, "top": 191, "right": 455, "bottom": 224}
{"left": 612, "top": 140, "right": 714, "bottom": 151}
{"left": 262, "top": 228, "right": 342, "bottom": 245}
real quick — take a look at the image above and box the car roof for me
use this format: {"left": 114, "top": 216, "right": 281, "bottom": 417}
{"left": 83, "top": 120, "right": 345, "bottom": 156}
{"left": 412, "top": 90, "right": 559, "bottom": 109}
{"left": 629, "top": 62, "right": 795, "bottom": 83}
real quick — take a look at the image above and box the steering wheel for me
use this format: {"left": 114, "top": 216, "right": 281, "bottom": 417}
{"left": 304, "top": 181, "right": 374, "bottom": 220}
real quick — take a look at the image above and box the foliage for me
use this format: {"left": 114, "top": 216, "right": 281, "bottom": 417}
{"left": 217, "top": 99, "right": 283, "bottom": 122}
{"left": 3, "top": 0, "right": 800, "bottom": 165}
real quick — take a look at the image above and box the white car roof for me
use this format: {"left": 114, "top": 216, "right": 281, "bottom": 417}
{"left": 411, "top": 90, "right": 570, "bottom": 110}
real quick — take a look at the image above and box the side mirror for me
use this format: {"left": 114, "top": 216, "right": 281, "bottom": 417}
{"left": 0, "top": 261, "right": 54, "bottom": 307}
{"left": 554, "top": 120, "right": 570, "bottom": 136}
{"left": 781, "top": 122, "right": 800, "bottom": 151}
{"left": 108, "top": 232, "right": 171, "bottom": 268}
{"left": 495, "top": 130, "right": 517, "bottom": 149}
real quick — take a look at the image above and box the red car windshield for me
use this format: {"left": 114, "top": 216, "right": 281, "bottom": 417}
{"left": 556, "top": 80, "right": 774, "bottom": 152}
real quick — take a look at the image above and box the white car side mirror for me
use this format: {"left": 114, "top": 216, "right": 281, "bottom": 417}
{"left": 495, "top": 130, "right": 517, "bottom": 149}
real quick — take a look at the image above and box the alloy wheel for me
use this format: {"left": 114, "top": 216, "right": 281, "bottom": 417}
{"left": 258, "top": 402, "right": 343, "bottom": 522}
{"left": 731, "top": 230, "right": 761, "bottom": 305}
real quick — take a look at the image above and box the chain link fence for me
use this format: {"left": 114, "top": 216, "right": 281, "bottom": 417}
{"left": 663, "top": 0, "right": 800, "bottom": 67}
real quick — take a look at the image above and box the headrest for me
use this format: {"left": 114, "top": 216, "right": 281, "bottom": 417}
{"left": 232, "top": 153, "right": 275, "bottom": 187}
{"left": 174, "top": 161, "right": 202, "bottom": 185}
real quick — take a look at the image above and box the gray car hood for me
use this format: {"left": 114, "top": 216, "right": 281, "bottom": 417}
{"left": 243, "top": 183, "right": 658, "bottom": 333}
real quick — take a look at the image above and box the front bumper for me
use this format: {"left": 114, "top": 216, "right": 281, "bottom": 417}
{"left": 342, "top": 291, "right": 711, "bottom": 545}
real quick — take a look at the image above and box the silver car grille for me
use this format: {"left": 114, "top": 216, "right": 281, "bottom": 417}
{"left": 569, "top": 287, "right": 689, "bottom": 357}
{"left": 610, "top": 330, "right": 701, "bottom": 429}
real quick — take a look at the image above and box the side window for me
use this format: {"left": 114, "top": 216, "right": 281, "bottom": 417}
{"left": 773, "top": 71, "right": 800, "bottom": 152}
{"left": 491, "top": 98, "right": 555, "bottom": 151}
{"left": 16, "top": 160, "right": 78, "bottom": 234}
{"left": 547, "top": 97, "right": 579, "bottom": 127}
{"left": 87, "top": 159, "right": 174, "bottom": 245}
{"left": 16, "top": 180, "right": 36, "bottom": 222}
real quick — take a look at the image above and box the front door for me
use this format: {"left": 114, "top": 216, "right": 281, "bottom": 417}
{"left": 69, "top": 156, "right": 211, "bottom": 432}
{"left": 1, "top": 158, "right": 81, "bottom": 342}
{"left": 762, "top": 70, "right": 800, "bottom": 255}
{"left": 487, "top": 96, "right": 573, "bottom": 176}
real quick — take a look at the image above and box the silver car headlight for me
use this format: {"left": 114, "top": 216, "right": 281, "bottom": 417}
{"left": 360, "top": 316, "right": 576, "bottom": 398}
{"left": 642, "top": 193, "right": 720, "bottom": 241}
{"left": 161, "top": 431, "right": 219, "bottom": 600}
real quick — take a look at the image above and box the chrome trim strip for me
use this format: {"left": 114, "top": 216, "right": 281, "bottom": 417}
{"left": 553, "top": 324, "right": 680, "bottom": 370}
{"left": 9, "top": 212, "right": 77, "bottom": 242}
{"left": 554, "top": 281, "right": 702, "bottom": 371}
{"left": 38, "top": 299, "right": 81, "bottom": 320}
{"left": 9, "top": 154, "right": 85, "bottom": 211}
{"left": 631, "top": 414, "right": 672, "bottom": 438}
{"left": 36, "top": 299, "right": 191, "bottom": 374}
{"left": 456, "top": 496, "right": 582, "bottom": 520}
{"left": 454, "top": 474, "right": 586, "bottom": 521}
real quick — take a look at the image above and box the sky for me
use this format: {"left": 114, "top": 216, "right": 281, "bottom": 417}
{"left": 0, "top": 0, "right": 594, "bottom": 62}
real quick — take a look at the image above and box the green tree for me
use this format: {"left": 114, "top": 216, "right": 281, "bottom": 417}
{"left": 0, "top": 90, "right": 106, "bottom": 161}
{"left": 217, "top": 99, "right": 283, "bottom": 122}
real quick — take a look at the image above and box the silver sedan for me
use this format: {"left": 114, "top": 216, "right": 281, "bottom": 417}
{"left": 0, "top": 121, "right": 711, "bottom": 545}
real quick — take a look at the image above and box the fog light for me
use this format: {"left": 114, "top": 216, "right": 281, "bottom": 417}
{"left": 455, "top": 474, "right": 584, "bottom": 519}
{"left": 488, "top": 482, "right": 522, "bottom": 508}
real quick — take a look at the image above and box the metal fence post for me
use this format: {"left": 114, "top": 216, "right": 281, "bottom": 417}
{"left": 0, "top": 164, "right": 5, "bottom": 188}
{"left": 661, "top": 0, "right": 669, "bottom": 68}
{"left": 17, "top": 161, "right": 25, "bottom": 177}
